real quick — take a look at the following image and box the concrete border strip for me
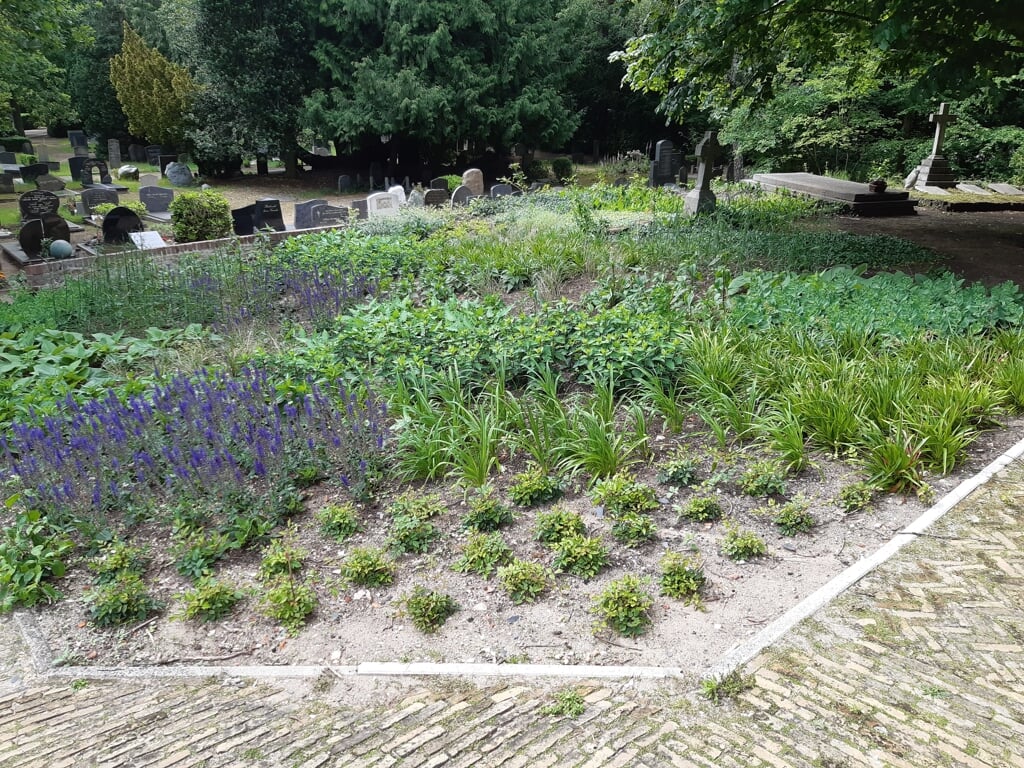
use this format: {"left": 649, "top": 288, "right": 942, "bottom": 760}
{"left": 15, "top": 435, "right": 1024, "bottom": 683}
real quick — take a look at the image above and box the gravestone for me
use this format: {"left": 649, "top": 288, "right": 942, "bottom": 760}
{"left": 451, "top": 184, "right": 473, "bottom": 206}
{"left": 78, "top": 187, "right": 119, "bottom": 216}
{"left": 684, "top": 131, "right": 722, "bottom": 215}
{"left": 159, "top": 154, "right": 178, "bottom": 174}
{"left": 0, "top": 174, "right": 14, "bottom": 194}
{"left": 254, "top": 199, "right": 287, "bottom": 231}
{"left": 107, "top": 139, "right": 122, "bottom": 166}
{"left": 338, "top": 174, "right": 352, "bottom": 193}
{"left": 138, "top": 173, "right": 159, "bottom": 187}
{"left": 40, "top": 213, "right": 70, "bottom": 245}
{"left": 232, "top": 205, "right": 256, "bottom": 236}
{"left": 430, "top": 177, "right": 450, "bottom": 191}
{"left": 68, "top": 130, "right": 88, "bottom": 149}
{"left": 490, "top": 183, "right": 514, "bottom": 197}
{"left": 36, "top": 146, "right": 49, "bottom": 163}
{"left": 68, "top": 156, "right": 87, "bottom": 183}
{"left": 956, "top": 183, "right": 993, "bottom": 196}
{"left": 387, "top": 184, "right": 407, "bottom": 205}
{"left": 164, "top": 161, "right": 193, "bottom": 186}
{"left": 988, "top": 183, "right": 1024, "bottom": 196}
{"left": 73, "top": 146, "right": 90, "bottom": 157}
{"left": 423, "top": 189, "right": 448, "bottom": 207}
{"left": 648, "top": 139, "right": 681, "bottom": 188}
{"left": 19, "top": 190, "right": 60, "bottom": 220}
{"left": 128, "top": 144, "right": 147, "bottom": 163}
{"left": 129, "top": 231, "right": 168, "bottom": 250}
{"left": 80, "top": 159, "right": 112, "bottom": 187}
{"left": 366, "top": 192, "right": 400, "bottom": 217}
{"left": 755, "top": 172, "right": 918, "bottom": 214}
{"left": 407, "top": 188, "right": 425, "bottom": 207}
{"left": 18, "top": 219, "right": 44, "bottom": 259}
{"left": 294, "top": 199, "right": 329, "bottom": 230}
{"left": 20, "top": 164, "right": 49, "bottom": 183}
{"left": 462, "top": 168, "right": 484, "bottom": 197}
{"left": 35, "top": 174, "right": 65, "bottom": 192}
{"left": 139, "top": 185, "right": 174, "bottom": 216}
{"left": 351, "top": 199, "right": 368, "bottom": 220}
{"left": 101, "top": 206, "right": 144, "bottom": 244}
{"left": 368, "top": 162, "right": 385, "bottom": 190}
{"left": 117, "top": 165, "right": 139, "bottom": 181}
{"left": 145, "top": 145, "right": 162, "bottom": 166}
{"left": 311, "top": 204, "right": 349, "bottom": 226}
{"left": 0, "top": 151, "right": 15, "bottom": 164}
{"left": 915, "top": 102, "right": 958, "bottom": 188}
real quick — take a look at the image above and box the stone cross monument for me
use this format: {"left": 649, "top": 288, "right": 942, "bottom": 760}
{"left": 684, "top": 131, "right": 722, "bottom": 215}
{"left": 915, "top": 102, "right": 958, "bottom": 188}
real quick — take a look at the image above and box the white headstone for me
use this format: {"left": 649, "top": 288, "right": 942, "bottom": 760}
{"left": 387, "top": 184, "right": 407, "bottom": 205}
{"left": 366, "top": 191, "right": 400, "bottom": 217}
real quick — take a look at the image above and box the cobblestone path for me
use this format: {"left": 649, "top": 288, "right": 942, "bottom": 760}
{"left": 2, "top": 460, "right": 1022, "bottom": 767}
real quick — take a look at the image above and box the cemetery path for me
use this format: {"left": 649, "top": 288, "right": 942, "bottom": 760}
{"left": 3, "top": 446, "right": 1024, "bottom": 766}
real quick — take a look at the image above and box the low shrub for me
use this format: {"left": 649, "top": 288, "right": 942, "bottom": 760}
{"left": 453, "top": 532, "right": 513, "bottom": 578}
{"left": 591, "top": 474, "right": 659, "bottom": 517}
{"left": 258, "top": 536, "right": 306, "bottom": 580}
{"left": 0, "top": 511, "right": 74, "bottom": 611}
{"left": 720, "top": 520, "right": 768, "bottom": 560}
{"left": 177, "top": 578, "right": 243, "bottom": 622}
{"left": 657, "top": 454, "right": 700, "bottom": 486}
{"left": 498, "top": 559, "right": 552, "bottom": 604}
{"left": 400, "top": 586, "right": 459, "bottom": 633}
{"left": 770, "top": 497, "right": 815, "bottom": 535}
{"left": 552, "top": 534, "right": 609, "bottom": 579}
{"left": 659, "top": 552, "right": 706, "bottom": 603}
{"left": 169, "top": 189, "right": 232, "bottom": 243}
{"left": 317, "top": 503, "right": 362, "bottom": 541}
{"left": 551, "top": 157, "right": 573, "bottom": 184}
{"left": 341, "top": 546, "right": 396, "bottom": 587}
{"left": 461, "top": 487, "right": 514, "bottom": 531}
{"left": 592, "top": 575, "right": 653, "bottom": 637}
{"left": 388, "top": 491, "right": 446, "bottom": 520}
{"left": 88, "top": 572, "right": 161, "bottom": 627}
{"left": 509, "top": 467, "right": 564, "bottom": 507}
{"left": 739, "top": 459, "right": 787, "bottom": 497}
{"left": 837, "top": 481, "right": 875, "bottom": 513}
{"left": 535, "top": 507, "right": 586, "bottom": 545}
{"left": 677, "top": 496, "right": 723, "bottom": 523}
{"left": 86, "top": 541, "right": 148, "bottom": 584}
{"left": 611, "top": 512, "right": 658, "bottom": 547}
{"left": 261, "top": 576, "right": 317, "bottom": 635}
{"left": 389, "top": 514, "right": 439, "bottom": 554}
{"left": 541, "top": 688, "right": 586, "bottom": 718}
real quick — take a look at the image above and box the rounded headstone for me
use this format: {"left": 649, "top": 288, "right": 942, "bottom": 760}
{"left": 164, "top": 161, "right": 193, "bottom": 187}
{"left": 101, "top": 206, "right": 144, "bottom": 244}
{"left": 461, "top": 168, "right": 485, "bottom": 197}
{"left": 48, "top": 239, "right": 74, "bottom": 259}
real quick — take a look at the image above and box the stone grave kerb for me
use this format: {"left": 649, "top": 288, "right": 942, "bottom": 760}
{"left": 684, "top": 131, "right": 722, "bottom": 215}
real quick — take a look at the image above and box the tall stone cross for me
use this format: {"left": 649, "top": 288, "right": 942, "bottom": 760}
{"left": 685, "top": 131, "right": 722, "bottom": 215}
{"left": 929, "top": 102, "right": 957, "bottom": 156}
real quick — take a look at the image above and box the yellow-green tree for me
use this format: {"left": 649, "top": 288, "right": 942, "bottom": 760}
{"left": 109, "top": 23, "right": 194, "bottom": 146}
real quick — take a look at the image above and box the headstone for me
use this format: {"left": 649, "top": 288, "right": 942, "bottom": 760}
{"left": 366, "top": 191, "right": 400, "bottom": 217}
{"left": 0, "top": 151, "right": 15, "bottom": 164}
{"left": 916, "top": 103, "right": 958, "bottom": 188}
{"left": 19, "top": 164, "right": 49, "bottom": 183}
{"left": 68, "top": 156, "right": 87, "bottom": 184}
{"left": 159, "top": 154, "right": 178, "bottom": 174}
{"left": 139, "top": 185, "right": 174, "bottom": 213}
{"left": 107, "top": 139, "right": 122, "bottom": 166}
{"left": 903, "top": 168, "right": 919, "bottom": 189}
{"left": 129, "top": 231, "right": 168, "bottom": 250}
{"left": 36, "top": 146, "right": 49, "bottom": 163}
{"left": 955, "top": 183, "right": 994, "bottom": 196}
{"left": 145, "top": 145, "right": 162, "bottom": 166}
{"left": 164, "top": 161, "right": 193, "bottom": 186}
{"left": 311, "top": 204, "right": 348, "bottom": 226}
{"left": 338, "top": 174, "right": 352, "bottom": 193}
{"left": 18, "top": 219, "right": 44, "bottom": 259}
{"left": 351, "top": 199, "right": 368, "bottom": 220}
{"left": 78, "top": 187, "right": 119, "bottom": 216}
{"left": 0, "top": 174, "right": 14, "bottom": 194}
{"left": 117, "top": 165, "right": 139, "bottom": 181}
{"left": 987, "top": 183, "right": 1024, "bottom": 196}
{"left": 430, "top": 177, "right": 450, "bottom": 191}
{"left": 451, "top": 184, "right": 473, "bottom": 206}
{"left": 40, "top": 213, "right": 70, "bottom": 245}
{"left": 128, "top": 144, "right": 147, "bottom": 163}
{"left": 684, "top": 131, "right": 722, "bottom": 215}
{"left": 368, "top": 162, "right": 385, "bottom": 190}
{"left": 423, "top": 189, "right": 448, "bottom": 207}
{"left": 73, "top": 146, "right": 90, "bottom": 157}
{"left": 34, "top": 174, "right": 65, "bottom": 192}
{"left": 101, "top": 206, "right": 144, "bottom": 244}
{"left": 294, "top": 198, "right": 329, "bottom": 230}
{"left": 138, "top": 173, "right": 159, "bottom": 187}
{"left": 68, "top": 130, "right": 88, "bottom": 149}
{"left": 462, "top": 168, "right": 484, "bottom": 197}
{"left": 19, "top": 190, "right": 60, "bottom": 220}
{"left": 387, "top": 184, "right": 407, "bottom": 205}
{"left": 489, "top": 183, "right": 514, "bottom": 197}
{"left": 231, "top": 205, "right": 256, "bottom": 236}
{"left": 254, "top": 199, "right": 286, "bottom": 231}
{"left": 648, "top": 140, "right": 681, "bottom": 187}
{"left": 256, "top": 151, "right": 269, "bottom": 177}
{"left": 407, "top": 189, "right": 425, "bottom": 207}
{"left": 80, "top": 159, "right": 112, "bottom": 187}
{"left": 915, "top": 184, "right": 951, "bottom": 195}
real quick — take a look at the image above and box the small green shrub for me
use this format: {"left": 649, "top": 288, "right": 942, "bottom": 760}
{"left": 268, "top": 483, "right": 306, "bottom": 519}
{"left": 342, "top": 546, "right": 396, "bottom": 587}
{"left": 177, "top": 578, "right": 243, "bottom": 622}
{"left": 611, "top": 512, "right": 658, "bottom": 547}
{"left": 591, "top": 474, "right": 659, "bottom": 517}
{"left": 535, "top": 507, "right": 586, "bottom": 545}
{"left": 771, "top": 497, "right": 815, "bottom": 536}
{"left": 172, "top": 530, "right": 232, "bottom": 580}
{"left": 498, "top": 559, "right": 553, "bottom": 604}
{"left": 551, "top": 157, "right": 574, "bottom": 184}
{"left": 258, "top": 536, "right": 306, "bottom": 580}
{"left": 592, "top": 575, "right": 653, "bottom": 637}
{"left": 739, "top": 459, "right": 787, "bottom": 497}
{"left": 169, "top": 189, "right": 232, "bottom": 243}
{"left": 389, "top": 514, "right": 439, "bottom": 554}
{"left": 657, "top": 454, "right": 700, "bottom": 486}
{"left": 541, "top": 688, "right": 586, "bottom": 718}
{"left": 838, "top": 482, "right": 875, "bottom": 513}
{"left": 317, "top": 503, "right": 362, "bottom": 540}
{"left": 261, "top": 577, "right": 317, "bottom": 635}
{"left": 87, "top": 541, "right": 149, "bottom": 584}
{"left": 660, "top": 552, "right": 706, "bottom": 603}
{"left": 0, "top": 511, "right": 73, "bottom": 611}
{"left": 462, "top": 487, "right": 514, "bottom": 531}
{"left": 454, "top": 532, "right": 513, "bottom": 578}
{"left": 400, "top": 586, "right": 459, "bottom": 633}
{"left": 720, "top": 520, "right": 768, "bottom": 560}
{"left": 700, "top": 670, "right": 755, "bottom": 703}
{"left": 388, "top": 490, "right": 447, "bottom": 520}
{"left": 677, "top": 496, "right": 723, "bottom": 523}
{"left": 509, "top": 467, "right": 564, "bottom": 507}
{"left": 88, "top": 573, "right": 161, "bottom": 627}
{"left": 552, "top": 534, "right": 609, "bottom": 579}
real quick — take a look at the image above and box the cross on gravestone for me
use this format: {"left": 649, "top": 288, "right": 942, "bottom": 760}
{"left": 684, "top": 131, "right": 722, "bottom": 216}
{"left": 929, "top": 102, "right": 957, "bottom": 156}
{"left": 915, "top": 102, "right": 959, "bottom": 188}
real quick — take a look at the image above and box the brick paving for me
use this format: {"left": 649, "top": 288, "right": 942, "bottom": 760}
{"left": 2, "top": 459, "right": 1023, "bottom": 767}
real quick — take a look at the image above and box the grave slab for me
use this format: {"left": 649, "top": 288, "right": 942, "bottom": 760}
{"left": 956, "top": 183, "right": 994, "bottom": 196}
{"left": 752, "top": 172, "right": 918, "bottom": 215}
{"left": 985, "top": 183, "right": 1023, "bottom": 196}
{"left": 916, "top": 185, "right": 951, "bottom": 196}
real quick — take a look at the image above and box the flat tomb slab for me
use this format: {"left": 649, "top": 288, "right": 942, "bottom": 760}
{"left": 956, "top": 183, "right": 993, "bottom": 196}
{"left": 753, "top": 173, "right": 910, "bottom": 203}
{"left": 987, "top": 183, "right": 1024, "bottom": 196}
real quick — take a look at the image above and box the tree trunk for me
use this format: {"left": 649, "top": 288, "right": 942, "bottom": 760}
{"left": 9, "top": 101, "right": 26, "bottom": 134}
{"left": 283, "top": 148, "right": 299, "bottom": 178}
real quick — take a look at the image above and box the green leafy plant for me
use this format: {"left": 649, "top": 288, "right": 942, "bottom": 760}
{"left": 659, "top": 552, "right": 706, "bottom": 604}
{"left": 168, "top": 189, "right": 232, "bottom": 243}
{"left": 316, "top": 503, "right": 362, "bottom": 541}
{"left": 88, "top": 572, "right": 161, "bottom": 627}
{"left": 541, "top": 688, "right": 586, "bottom": 718}
{"left": 177, "top": 578, "right": 243, "bottom": 622}
{"left": 611, "top": 512, "right": 658, "bottom": 547}
{"left": 591, "top": 473, "right": 659, "bottom": 517}
{"left": 341, "top": 546, "right": 396, "bottom": 587}
{"left": 388, "top": 491, "right": 446, "bottom": 520}
{"left": 453, "top": 532, "right": 513, "bottom": 578}
{"left": 837, "top": 481, "right": 875, "bottom": 513}
{"left": 172, "top": 530, "right": 232, "bottom": 581}
{"left": 258, "top": 535, "right": 306, "bottom": 580}
{"left": 461, "top": 486, "right": 514, "bottom": 531}
{"left": 739, "top": 459, "right": 787, "bottom": 496}
{"left": 389, "top": 514, "right": 440, "bottom": 554}
{"left": 677, "top": 495, "right": 723, "bottom": 523}
{"left": 550, "top": 157, "right": 574, "bottom": 184}
{"left": 508, "top": 466, "right": 564, "bottom": 507}
{"left": 592, "top": 575, "right": 653, "bottom": 637}
{"left": 498, "top": 559, "right": 553, "bottom": 604}
{"left": 400, "top": 586, "right": 459, "bottom": 633}
{"left": 0, "top": 511, "right": 74, "bottom": 611}
{"left": 535, "top": 507, "right": 586, "bottom": 545}
{"left": 552, "top": 534, "right": 609, "bottom": 579}
{"left": 261, "top": 577, "right": 317, "bottom": 635}
{"left": 657, "top": 453, "right": 701, "bottom": 486}
{"left": 700, "top": 670, "right": 755, "bottom": 704}
{"left": 720, "top": 520, "right": 768, "bottom": 561}
{"left": 770, "top": 497, "right": 815, "bottom": 536}
{"left": 87, "top": 540, "right": 149, "bottom": 584}
{"left": 92, "top": 201, "right": 149, "bottom": 219}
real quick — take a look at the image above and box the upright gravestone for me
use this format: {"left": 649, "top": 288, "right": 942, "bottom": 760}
{"left": 19, "top": 190, "right": 60, "bottom": 221}
{"left": 311, "top": 204, "right": 349, "bottom": 227}
{"left": 159, "top": 154, "right": 178, "bottom": 174}
{"left": 138, "top": 173, "right": 159, "bottom": 187}
{"left": 232, "top": 205, "right": 256, "bottom": 236}
{"left": 145, "top": 145, "right": 162, "bottom": 166}
{"left": 423, "top": 189, "right": 448, "bottom": 207}
{"left": 101, "top": 206, "right": 144, "bottom": 244}
{"left": 19, "top": 164, "right": 49, "bottom": 183}
{"left": 387, "top": 185, "right": 407, "bottom": 205}
{"left": 462, "top": 169, "right": 484, "bottom": 197}
{"left": 254, "top": 199, "right": 287, "bottom": 231}
{"left": 139, "top": 186, "right": 174, "bottom": 219}
{"left": 648, "top": 140, "right": 681, "bottom": 187}
{"left": 489, "top": 183, "right": 514, "bottom": 198}
{"left": 684, "top": 131, "right": 722, "bottom": 216}
{"left": 68, "top": 130, "right": 88, "bottom": 150}
{"left": 0, "top": 173, "right": 14, "bottom": 194}
{"left": 68, "top": 156, "right": 87, "bottom": 183}
{"left": 41, "top": 213, "right": 71, "bottom": 245}
{"left": 916, "top": 102, "right": 958, "bottom": 188}
{"left": 80, "top": 159, "right": 112, "bottom": 187}
{"left": 407, "top": 188, "right": 425, "bottom": 207}
{"left": 128, "top": 144, "right": 147, "bottom": 163}
{"left": 294, "top": 199, "right": 329, "bottom": 230}
{"left": 338, "top": 174, "right": 352, "bottom": 193}
{"left": 351, "top": 199, "right": 368, "bottom": 220}
{"left": 18, "top": 219, "right": 45, "bottom": 259}
{"left": 0, "top": 150, "right": 16, "bottom": 164}
{"left": 451, "top": 184, "right": 473, "bottom": 206}
{"left": 368, "top": 162, "right": 385, "bottom": 190}
{"left": 430, "top": 177, "right": 450, "bottom": 191}
{"left": 107, "top": 139, "right": 122, "bottom": 166}
{"left": 164, "top": 162, "right": 193, "bottom": 187}
{"left": 79, "top": 187, "right": 119, "bottom": 216}
{"left": 366, "top": 192, "right": 400, "bottom": 217}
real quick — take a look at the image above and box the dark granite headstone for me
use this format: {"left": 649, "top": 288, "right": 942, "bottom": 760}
{"left": 102, "top": 206, "right": 144, "bottom": 244}
{"left": 648, "top": 139, "right": 681, "bottom": 188}
{"left": 0, "top": 151, "right": 15, "bottom": 164}
{"left": 128, "top": 144, "right": 147, "bottom": 163}
{"left": 254, "top": 199, "right": 286, "bottom": 231}
{"left": 18, "top": 219, "right": 44, "bottom": 259}
{"left": 368, "top": 162, "right": 385, "bottom": 190}
{"left": 35, "top": 174, "right": 65, "bottom": 192}
{"left": 337, "top": 174, "right": 352, "bottom": 193}
{"left": 430, "top": 177, "right": 450, "bottom": 191}
{"left": 311, "top": 204, "right": 348, "bottom": 226}
{"left": 489, "top": 183, "right": 514, "bottom": 197}
{"left": 68, "top": 156, "right": 87, "bottom": 183}
{"left": 68, "top": 130, "right": 88, "bottom": 149}
{"left": 159, "top": 154, "right": 178, "bottom": 174}
{"left": 294, "top": 198, "right": 328, "bottom": 230}
{"left": 19, "top": 190, "right": 60, "bottom": 220}
{"left": 232, "top": 205, "right": 256, "bottom": 236}
{"left": 19, "top": 164, "right": 49, "bottom": 183}
{"left": 451, "top": 184, "right": 473, "bottom": 206}
{"left": 0, "top": 173, "right": 14, "bottom": 194}
{"left": 351, "top": 199, "right": 368, "bottom": 220}
{"left": 41, "top": 212, "right": 70, "bottom": 244}
{"left": 73, "top": 146, "right": 89, "bottom": 157}
{"left": 139, "top": 186, "right": 174, "bottom": 213}
{"left": 81, "top": 159, "right": 112, "bottom": 187}
{"left": 145, "top": 145, "right": 162, "bottom": 166}
{"left": 423, "top": 189, "right": 448, "bottom": 207}
{"left": 79, "top": 187, "right": 119, "bottom": 216}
